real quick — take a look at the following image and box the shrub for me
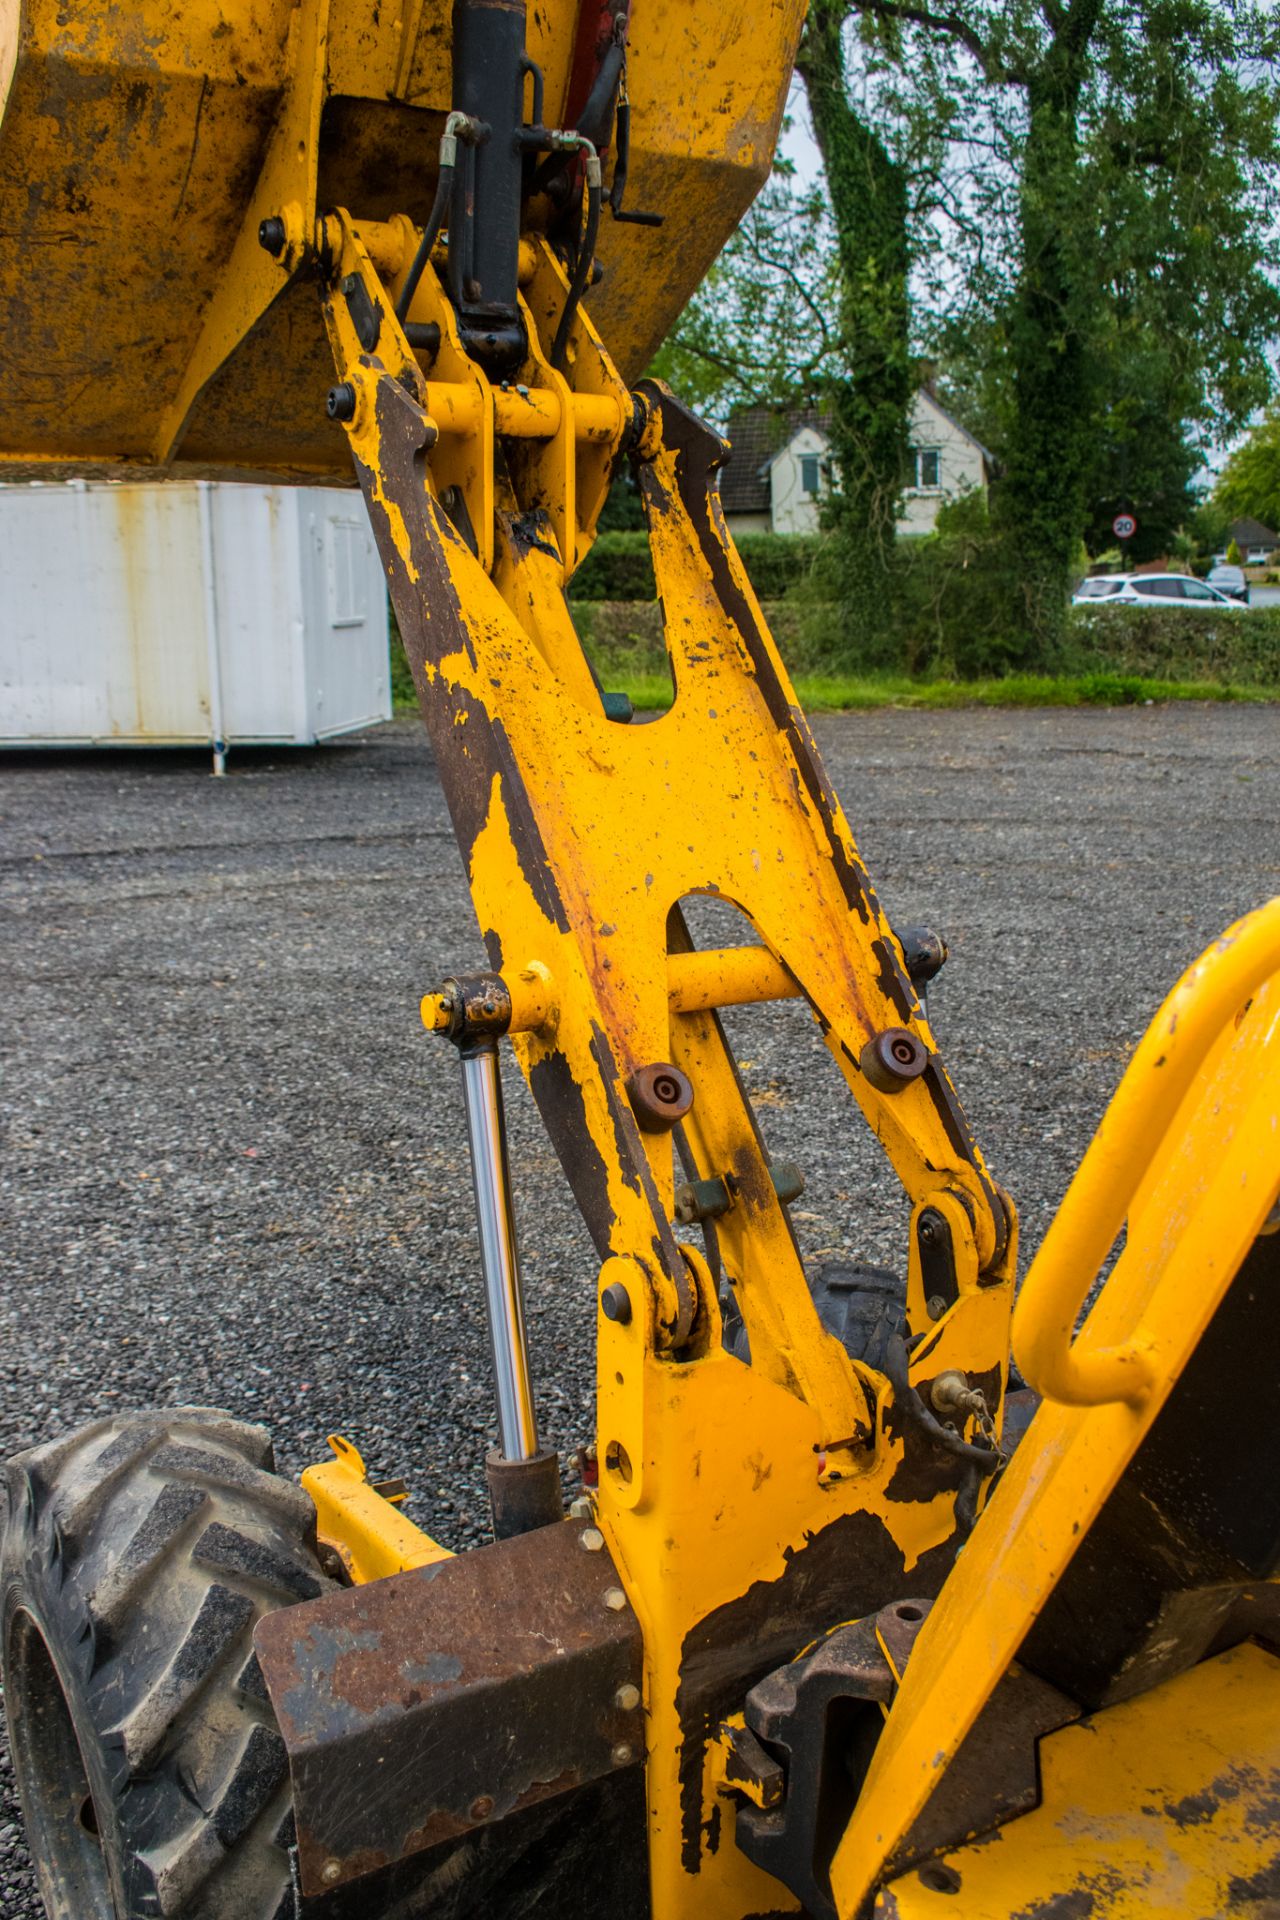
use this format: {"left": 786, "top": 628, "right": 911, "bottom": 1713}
{"left": 569, "top": 530, "right": 823, "bottom": 602}
{"left": 1061, "top": 605, "right": 1280, "bottom": 684}
{"left": 569, "top": 531, "right": 655, "bottom": 601}
{"left": 733, "top": 533, "right": 824, "bottom": 599}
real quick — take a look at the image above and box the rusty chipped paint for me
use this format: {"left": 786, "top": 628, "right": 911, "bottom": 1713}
{"left": 0, "top": 0, "right": 803, "bottom": 476}
{"left": 254, "top": 1515, "right": 643, "bottom": 1896}
{"left": 12, "top": 7, "right": 1278, "bottom": 1914}
{"left": 831, "top": 908, "right": 1280, "bottom": 1915}
{"left": 877, "top": 1641, "right": 1280, "bottom": 1919}
{"left": 305, "top": 207, "right": 1019, "bottom": 1916}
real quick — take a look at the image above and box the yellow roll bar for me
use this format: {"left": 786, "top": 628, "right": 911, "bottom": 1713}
{"left": 1014, "top": 897, "right": 1280, "bottom": 1406}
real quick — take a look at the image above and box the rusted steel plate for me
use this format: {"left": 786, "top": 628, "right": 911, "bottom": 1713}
{"left": 255, "top": 1516, "right": 643, "bottom": 1896}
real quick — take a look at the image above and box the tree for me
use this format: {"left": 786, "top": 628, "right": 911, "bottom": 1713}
{"left": 795, "top": 0, "right": 917, "bottom": 652}
{"left": 649, "top": 0, "right": 1280, "bottom": 664}
{"left": 1217, "top": 409, "right": 1280, "bottom": 533}
{"left": 852, "top": 0, "right": 1280, "bottom": 649}
{"left": 647, "top": 169, "right": 840, "bottom": 423}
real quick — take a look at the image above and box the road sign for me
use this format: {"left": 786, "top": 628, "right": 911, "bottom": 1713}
{"left": 1113, "top": 512, "right": 1137, "bottom": 540}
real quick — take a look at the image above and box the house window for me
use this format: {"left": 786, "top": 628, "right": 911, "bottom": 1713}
{"left": 799, "top": 453, "right": 822, "bottom": 497}
{"left": 913, "top": 447, "right": 941, "bottom": 490}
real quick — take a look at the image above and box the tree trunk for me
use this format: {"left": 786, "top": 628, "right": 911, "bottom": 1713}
{"left": 798, "top": 0, "right": 913, "bottom": 664}
{"left": 995, "top": 7, "right": 1105, "bottom": 657}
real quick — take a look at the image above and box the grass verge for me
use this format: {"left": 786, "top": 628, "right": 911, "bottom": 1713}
{"left": 392, "top": 638, "right": 1276, "bottom": 715}
{"left": 592, "top": 672, "right": 1278, "bottom": 714}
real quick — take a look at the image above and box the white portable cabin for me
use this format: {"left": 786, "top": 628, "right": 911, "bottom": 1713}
{"left": 0, "top": 481, "right": 391, "bottom": 769}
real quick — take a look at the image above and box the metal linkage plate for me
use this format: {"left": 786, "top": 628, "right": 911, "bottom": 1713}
{"left": 255, "top": 1517, "right": 643, "bottom": 1896}
{"left": 736, "top": 1601, "right": 1077, "bottom": 1920}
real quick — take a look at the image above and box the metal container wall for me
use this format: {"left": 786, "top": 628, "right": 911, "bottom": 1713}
{"left": 0, "top": 480, "right": 390, "bottom": 752}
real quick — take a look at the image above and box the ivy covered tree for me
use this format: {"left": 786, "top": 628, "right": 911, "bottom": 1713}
{"left": 795, "top": 0, "right": 916, "bottom": 652}
{"left": 653, "top": 0, "right": 1280, "bottom": 665}
{"left": 848, "top": 0, "right": 1280, "bottom": 650}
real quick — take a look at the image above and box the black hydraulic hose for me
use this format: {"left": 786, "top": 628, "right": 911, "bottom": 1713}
{"left": 882, "top": 1334, "right": 1001, "bottom": 1470}
{"left": 529, "top": 43, "right": 620, "bottom": 201}
{"left": 551, "top": 152, "right": 601, "bottom": 372}
{"left": 574, "top": 39, "right": 626, "bottom": 147}
{"left": 396, "top": 113, "right": 482, "bottom": 329}
{"left": 395, "top": 164, "right": 454, "bottom": 327}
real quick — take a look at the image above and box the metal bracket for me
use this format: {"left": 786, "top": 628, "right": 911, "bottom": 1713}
{"left": 256, "top": 1516, "right": 644, "bottom": 1897}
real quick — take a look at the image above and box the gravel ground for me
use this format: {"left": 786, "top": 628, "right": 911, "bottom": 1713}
{"left": 2, "top": 702, "right": 1277, "bottom": 1911}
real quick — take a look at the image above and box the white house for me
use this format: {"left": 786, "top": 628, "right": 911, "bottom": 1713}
{"left": 718, "top": 390, "right": 993, "bottom": 539}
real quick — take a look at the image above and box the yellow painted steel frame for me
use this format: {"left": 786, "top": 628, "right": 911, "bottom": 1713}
{"left": 831, "top": 900, "right": 1280, "bottom": 1918}
{"left": 880, "top": 1640, "right": 1280, "bottom": 1920}
{"left": 301, "top": 1434, "right": 453, "bottom": 1584}
{"left": 0, "top": 0, "right": 805, "bottom": 475}
{"left": 302, "top": 208, "right": 1018, "bottom": 1917}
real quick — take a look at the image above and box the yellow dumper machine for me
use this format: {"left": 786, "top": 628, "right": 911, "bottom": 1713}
{"left": 2, "top": 2, "right": 1279, "bottom": 1915}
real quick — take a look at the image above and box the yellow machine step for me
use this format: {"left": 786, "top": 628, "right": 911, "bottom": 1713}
{"left": 880, "top": 1639, "right": 1280, "bottom": 1919}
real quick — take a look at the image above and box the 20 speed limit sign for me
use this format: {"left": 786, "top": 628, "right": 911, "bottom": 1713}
{"left": 1112, "top": 512, "right": 1137, "bottom": 540}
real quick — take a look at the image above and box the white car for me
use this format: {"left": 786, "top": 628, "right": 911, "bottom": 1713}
{"left": 1073, "top": 573, "right": 1244, "bottom": 610}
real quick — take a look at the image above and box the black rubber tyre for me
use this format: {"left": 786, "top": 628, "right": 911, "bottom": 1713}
{"left": 721, "top": 1261, "right": 904, "bottom": 1372}
{"left": 1, "top": 1408, "right": 333, "bottom": 1920}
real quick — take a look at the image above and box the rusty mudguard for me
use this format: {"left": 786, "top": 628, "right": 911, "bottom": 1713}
{"left": 255, "top": 1514, "right": 644, "bottom": 1899}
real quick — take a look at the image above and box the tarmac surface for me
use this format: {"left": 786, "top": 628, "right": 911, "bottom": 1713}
{"left": 1, "top": 702, "right": 1277, "bottom": 1913}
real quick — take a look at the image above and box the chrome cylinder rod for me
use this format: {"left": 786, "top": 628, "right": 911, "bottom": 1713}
{"left": 457, "top": 1034, "right": 539, "bottom": 1462}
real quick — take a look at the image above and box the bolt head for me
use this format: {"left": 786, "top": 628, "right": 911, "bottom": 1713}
{"left": 258, "top": 215, "right": 287, "bottom": 257}
{"left": 603, "top": 1586, "right": 627, "bottom": 1611}
{"left": 600, "top": 1281, "right": 633, "bottom": 1325}
{"left": 321, "top": 1861, "right": 343, "bottom": 1885}
{"left": 580, "top": 1527, "right": 605, "bottom": 1552}
{"left": 469, "top": 1794, "right": 495, "bottom": 1822}
{"left": 615, "top": 1682, "right": 641, "bottom": 1711}
{"left": 568, "top": 1495, "right": 594, "bottom": 1520}
{"left": 326, "top": 382, "right": 358, "bottom": 424}
{"left": 611, "top": 1742, "right": 634, "bottom": 1766}
{"left": 860, "top": 1026, "right": 929, "bottom": 1094}
{"left": 626, "top": 1061, "right": 694, "bottom": 1133}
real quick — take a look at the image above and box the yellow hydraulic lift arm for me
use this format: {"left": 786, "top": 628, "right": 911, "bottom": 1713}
{"left": 302, "top": 195, "right": 1016, "bottom": 1914}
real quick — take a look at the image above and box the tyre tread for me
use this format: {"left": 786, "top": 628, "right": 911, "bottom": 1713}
{"left": 2, "top": 1408, "right": 325, "bottom": 1920}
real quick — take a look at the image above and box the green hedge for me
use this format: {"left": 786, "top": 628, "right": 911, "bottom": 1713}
{"left": 568, "top": 532, "right": 655, "bottom": 601}
{"left": 1061, "top": 605, "right": 1280, "bottom": 685}
{"left": 569, "top": 530, "right": 823, "bottom": 602}
{"left": 572, "top": 597, "right": 1280, "bottom": 691}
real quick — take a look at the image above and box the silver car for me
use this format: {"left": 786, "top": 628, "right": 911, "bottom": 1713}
{"left": 1072, "top": 573, "right": 1244, "bottom": 610}
{"left": 1206, "top": 563, "right": 1250, "bottom": 605}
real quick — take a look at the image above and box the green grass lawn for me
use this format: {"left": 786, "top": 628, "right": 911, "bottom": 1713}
{"left": 537, "top": 671, "right": 1278, "bottom": 715}
{"left": 392, "top": 646, "right": 1276, "bottom": 716}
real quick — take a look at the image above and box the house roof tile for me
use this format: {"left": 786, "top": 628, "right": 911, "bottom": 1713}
{"left": 719, "top": 405, "right": 828, "bottom": 511}
{"left": 1229, "top": 516, "right": 1278, "bottom": 548}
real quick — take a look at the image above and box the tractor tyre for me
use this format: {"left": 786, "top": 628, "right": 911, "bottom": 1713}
{"left": 1, "top": 1408, "right": 333, "bottom": 1920}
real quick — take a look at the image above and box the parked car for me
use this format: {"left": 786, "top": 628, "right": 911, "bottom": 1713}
{"left": 1206, "top": 563, "right": 1250, "bottom": 606}
{"left": 1072, "top": 573, "right": 1244, "bottom": 610}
